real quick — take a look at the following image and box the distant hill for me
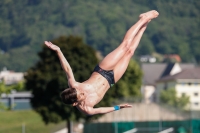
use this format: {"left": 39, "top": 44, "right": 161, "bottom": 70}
{"left": 0, "top": 0, "right": 199, "bottom": 71}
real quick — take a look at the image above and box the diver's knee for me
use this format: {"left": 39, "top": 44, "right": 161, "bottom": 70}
{"left": 127, "top": 48, "right": 134, "bottom": 56}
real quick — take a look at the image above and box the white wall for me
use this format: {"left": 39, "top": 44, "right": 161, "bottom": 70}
{"left": 141, "top": 85, "right": 155, "bottom": 103}
{"left": 176, "top": 80, "right": 200, "bottom": 110}
{"left": 0, "top": 70, "right": 24, "bottom": 85}
{"left": 170, "top": 63, "right": 182, "bottom": 75}
{"left": 156, "top": 79, "right": 200, "bottom": 110}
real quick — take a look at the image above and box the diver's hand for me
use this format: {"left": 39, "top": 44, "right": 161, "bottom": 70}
{"left": 119, "top": 103, "right": 132, "bottom": 109}
{"left": 44, "top": 41, "right": 60, "bottom": 52}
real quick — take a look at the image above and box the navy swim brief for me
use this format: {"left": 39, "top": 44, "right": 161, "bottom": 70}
{"left": 93, "top": 65, "right": 115, "bottom": 87}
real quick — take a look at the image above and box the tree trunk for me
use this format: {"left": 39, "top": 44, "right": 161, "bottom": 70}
{"left": 67, "top": 119, "right": 73, "bottom": 133}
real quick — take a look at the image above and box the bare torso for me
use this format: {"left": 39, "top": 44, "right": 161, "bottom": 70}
{"left": 75, "top": 72, "right": 110, "bottom": 114}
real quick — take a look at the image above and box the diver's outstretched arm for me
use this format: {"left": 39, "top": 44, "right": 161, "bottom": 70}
{"left": 86, "top": 104, "right": 132, "bottom": 115}
{"left": 44, "top": 41, "right": 76, "bottom": 87}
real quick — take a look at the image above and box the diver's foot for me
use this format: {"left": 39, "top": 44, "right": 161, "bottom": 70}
{"left": 139, "top": 10, "right": 159, "bottom": 21}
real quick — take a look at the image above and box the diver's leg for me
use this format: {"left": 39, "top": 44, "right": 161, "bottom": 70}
{"left": 113, "top": 22, "right": 148, "bottom": 82}
{"left": 99, "top": 10, "right": 159, "bottom": 70}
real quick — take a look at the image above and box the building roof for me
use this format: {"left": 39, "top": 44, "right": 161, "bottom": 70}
{"left": 158, "top": 68, "right": 200, "bottom": 82}
{"left": 160, "top": 63, "right": 175, "bottom": 77}
{"left": 142, "top": 63, "right": 167, "bottom": 85}
{"left": 142, "top": 63, "right": 195, "bottom": 85}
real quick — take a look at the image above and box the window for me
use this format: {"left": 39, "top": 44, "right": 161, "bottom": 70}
{"left": 188, "top": 82, "right": 192, "bottom": 86}
{"left": 164, "top": 83, "right": 168, "bottom": 90}
{"left": 194, "top": 92, "right": 198, "bottom": 96}
{"left": 194, "top": 102, "right": 199, "bottom": 106}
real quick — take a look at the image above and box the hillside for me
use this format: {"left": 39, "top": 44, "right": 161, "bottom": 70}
{"left": 0, "top": 0, "right": 199, "bottom": 71}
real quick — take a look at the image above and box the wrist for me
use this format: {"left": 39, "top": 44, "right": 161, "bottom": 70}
{"left": 114, "top": 105, "right": 120, "bottom": 111}
{"left": 56, "top": 48, "right": 61, "bottom": 53}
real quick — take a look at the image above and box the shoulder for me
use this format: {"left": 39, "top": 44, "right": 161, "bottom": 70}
{"left": 68, "top": 80, "right": 80, "bottom": 88}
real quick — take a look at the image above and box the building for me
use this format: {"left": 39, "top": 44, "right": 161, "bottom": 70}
{"left": 156, "top": 67, "right": 200, "bottom": 110}
{"left": 0, "top": 67, "right": 24, "bottom": 85}
{"left": 1, "top": 91, "right": 33, "bottom": 110}
{"left": 0, "top": 68, "right": 32, "bottom": 110}
{"left": 140, "top": 55, "right": 156, "bottom": 63}
{"left": 141, "top": 63, "right": 195, "bottom": 104}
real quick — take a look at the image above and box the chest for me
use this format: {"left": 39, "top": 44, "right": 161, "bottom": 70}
{"left": 86, "top": 73, "right": 110, "bottom": 94}
{"left": 81, "top": 74, "right": 110, "bottom": 105}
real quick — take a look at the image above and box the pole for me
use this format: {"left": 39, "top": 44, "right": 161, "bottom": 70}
{"left": 22, "top": 123, "right": 25, "bottom": 133}
{"left": 159, "top": 103, "right": 162, "bottom": 131}
{"left": 115, "top": 122, "right": 118, "bottom": 133}
{"left": 114, "top": 112, "right": 118, "bottom": 133}
{"left": 67, "top": 120, "right": 72, "bottom": 133}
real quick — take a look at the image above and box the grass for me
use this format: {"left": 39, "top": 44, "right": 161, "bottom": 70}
{"left": 0, "top": 110, "right": 66, "bottom": 133}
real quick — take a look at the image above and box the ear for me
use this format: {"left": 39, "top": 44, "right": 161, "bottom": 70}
{"left": 80, "top": 93, "right": 84, "bottom": 96}
{"left": 72, "top": 102, "right": 78, "bottom": 106}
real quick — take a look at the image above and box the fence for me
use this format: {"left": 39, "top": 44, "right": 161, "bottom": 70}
{"left": 84, "top": 119, "right": 200, "bottom": 133}
{"left": 84, "top": 102, "right": 200, "bottom": 133}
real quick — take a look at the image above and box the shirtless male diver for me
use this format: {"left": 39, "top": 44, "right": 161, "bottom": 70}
{"left": 44, "top": 10, "right": 159, "bottom": 115}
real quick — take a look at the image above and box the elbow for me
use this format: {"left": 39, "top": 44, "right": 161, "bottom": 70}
{"left": 86, "top": 113, "right": 94, "bottom": 116}
{"left": 85, "top": 111, "right": 95, "bottom": 116}
{"left": 85, "top": 109, "right": 99, "bottom": 116}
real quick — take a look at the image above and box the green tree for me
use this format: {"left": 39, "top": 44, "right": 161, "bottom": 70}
{"left": 160, "top": 88, "right": 190, "bottom": 109}
{"left": 0, "top": 81, "right": 9, "bottom": 110}
{"left": 0, "top": 81, "right": 24, "bottom": 110}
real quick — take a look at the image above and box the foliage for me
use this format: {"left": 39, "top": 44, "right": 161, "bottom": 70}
{"left": 0, "top": 0, "right": 199, "bottom": 71}
{"left": 0, "top": 81, "right": 9, "bottom": 95}
{"left": 0, "top": 81, "right": 25, "bottom": 110}
{"left": 160, "top": 88, "right": 190, "bottom": 109}
{"left": 0, "top": 81, "right": 24, "bottom": 95}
